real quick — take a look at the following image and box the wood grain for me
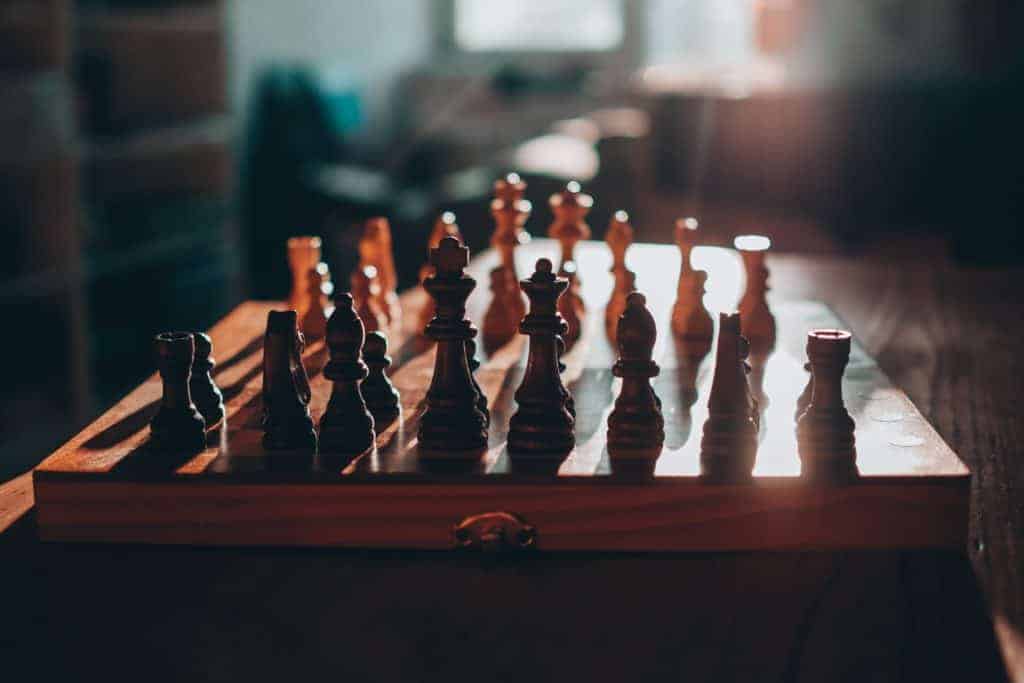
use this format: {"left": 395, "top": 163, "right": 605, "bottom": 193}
{"left": 30, "top": 240, "right": 969, "bottom": 550}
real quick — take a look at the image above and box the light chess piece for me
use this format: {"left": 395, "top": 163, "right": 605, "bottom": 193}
{"left": 507, "top": 258, "right": 576, "bottom": 457}
{"left": 557, "top": 260, "right": 585, "bottom": 348}
{"left": 607, "top": 293, "right": 665, "bottom": 469}
{"left": 418, "top": 237, "right": 489, "bottom": 456}
{"left": 351, "top": 264, "right": 386, "bottom": 334}
{"left": 261, "top": 311, "right": 317, "bottom": 452}
{"left": 547, "top": 181, "right": 592, "bottom": 289}
{"left": 150, "top": 331, "right": 206, "bottom": 453}
{"left": 418, "top": 211, "right": 464, "bottom": 332}
{"left": 361, "top": 330, "right": 401, "bottom": 428}
{"left": 797, "top": 329, "right": 858, "bottom": 483}
{"left": 605, "top": 210, "right": 637, "bottom": 342}
{"left": 319, "top": 293, "right": 376, "bottom": 456}
{"left": 483, "top": 174, "right": 530, "bottom": 351}
{"left": 359, "top": 217, "right": 401, "bottom": 327}
{"left": 735, "top": 234, "right": 776, "bottom": 354}
{"left": 700, "top": 313, "right": 759, "bottom": 481}
{"left": 189, "top": 331, "right": 224, "bottom": 427}
{"left": 671, "top": 218, "right": 713, "bottom": 342}
{"left": 286, "top": 236, "right": 332, "bottom": 340}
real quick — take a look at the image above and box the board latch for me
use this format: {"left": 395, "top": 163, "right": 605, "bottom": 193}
{"left": 452, "top": 511, "right": 537, "bottom": 552}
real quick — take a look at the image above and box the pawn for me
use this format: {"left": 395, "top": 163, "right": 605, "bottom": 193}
{"left": 605, "top": 268, "right": 636, "bottom": 343}
{"left": 797, "top": 329, "right": 857, "bottom": 482}
{"left": 418, "top": 212, "right": 464, "bottom": 331}
{"left": 672, "top": 218, "right": 713, "bottom": 341}
{"left": 700, "top": 313, "right": 759, "bottom": 481}
{"left": 507, "top": 258, "right": 576, "bottom": 457}
{"left": 607, "top": 293, "right": 665, "bottom": 463}
{"left": 150, "top": 331, "right": 206, "bottom": 453}
{"left": 351, "top": 264, "right": 386, "bottom": 333}
{"left": 735, "top": 234, "right": 776, "bottom": 354}
{"left": 261, "top": 311, "right": 317, "bottom": 452}
{"left": 547, "top": 181, "right": 592, "bottom": 286}
{"left": 298, "top": 266, "right": 329, "bottom": 340}
{"left": 605, "top": 210, "right": 637, "bottom": 342}
{"left": 361, "top": 330, "right": 400, "bottom": 428}
{"left": 189, "top": 331, "right": 224, "bottom": 427}
{"left": 466, "top": 337, "right": 489, "bottom": 426}
{"left": 557, "top": 260, "right": 585, "bottom": 348}
{"left": 319, "top": 294, "right": 376, "bottom": 455}
{"left": 482, "top": 263, "right": 522, "bottom": 353}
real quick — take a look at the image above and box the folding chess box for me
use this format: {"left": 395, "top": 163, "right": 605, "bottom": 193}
{"left": 32, "top": 240, "right": 968, "bottom": 551}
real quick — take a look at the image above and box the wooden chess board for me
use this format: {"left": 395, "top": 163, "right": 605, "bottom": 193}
{"left": 32, "top": 240, "right": 968, "bottom": 551}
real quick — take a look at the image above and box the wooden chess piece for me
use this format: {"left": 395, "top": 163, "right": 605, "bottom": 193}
{"left": 287, "top": 236, "right": 332, "bottom": 339}
{"left": 351, "top": 264, "right": 386, "bottom": 333}
{"left": 466, "top": 337, "right": 489, "bottom": 426}
{"left": 735, "top": 234, "right": 776, "bottom": 354}
{"left": 797, "top": 329, "right": 858, "bottom": 482}
{"left": 319, "top": 294, "right": 376, "bottom": 455}
{"left": 482, "top": 265, "right": 522, "bottom": 353}
{"left": 360, "top": 217, "right": 401, "bottom": 327}
{"left": 671, "top": 218, "right": 713, "bottom": 341}
{"left": 557, "top": 260, "right": 585, "bottom": 348}
{"left": 418, "top": 211, "right": 464, "bottom": 332}
{"left": 483, "top": 175, "right": 530, "bottom": 351}
{"left": 418, "top": 237, "right": 489, "bottom": 456}
{"left": 361, "top": 330, "right": 400, "bottom": 428}
{"left": 605, "top": 210, "right": 637, "bottom": 342}
{"left": 795, "top": 361, "right": 813, "bottom": 420}
{"left": 189, "top": 332, "right": 224, "bottom": 427}
{"left": 556, "top": 333, "right": 575, "bottom": 418}
{"left": 700, "top": 313, "right": 759, "bottom": 481}
{"left": 607, "top": 293, "right": 665, "bottom": 464}
{"left": 150, "top": 331, "right": 206, "bottom": 453}
{"left": 507, "top": 258, "right": 576, "bottom": 456}
{"left": 547, "top": 181, "right": 592, "bottom": 289}
{"left": 261, "top": 310, "right": 317, "bottom": 452}
{"left": 491, "top": 172, "right": 531, "bottom": 276}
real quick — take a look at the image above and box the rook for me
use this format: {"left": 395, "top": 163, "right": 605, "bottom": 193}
{"left": 150, "top": 331, "right": 206, "bottom": 453}
{"left": 797, "top": 329, "right": 858, "bottom": 482}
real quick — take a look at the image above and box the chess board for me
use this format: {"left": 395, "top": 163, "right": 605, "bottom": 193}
{"left": 32, "top": 239, "right": 968, "bottom": 551}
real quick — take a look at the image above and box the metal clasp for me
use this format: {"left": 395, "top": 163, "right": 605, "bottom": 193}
{"left": 452, "top": 511, "right": 537, "bottom": 552}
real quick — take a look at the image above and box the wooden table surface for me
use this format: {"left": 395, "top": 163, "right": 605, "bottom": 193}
{"left": 1, "top": 247, "right": 1022, "bottom": 682}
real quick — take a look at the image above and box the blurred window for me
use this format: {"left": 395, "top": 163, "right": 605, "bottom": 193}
{"left": 454, "top": 0, "right": 625, "bottom": 52}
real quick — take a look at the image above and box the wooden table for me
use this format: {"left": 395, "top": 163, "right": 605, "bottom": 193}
{"left": 1, "top": 243, "right": 1021, "bottom": 681}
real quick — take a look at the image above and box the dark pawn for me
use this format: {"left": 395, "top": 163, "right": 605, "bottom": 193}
{"left": 700, "top": 313, "right": 759, "bottom": 481}
{"left": 150, "top": 331, "right": 206, "bottom": 454}
{"left": 507, "top": 258, "right": 576, "bottom": 456}
{"left": 320, "top": 293, "right": 377, "bottom": 455}
{"left": 797, "top": 329, "right": 858, "bottom": 483}
{"left": 607, "top": 293, "right": 665, "bottom": 463}
{"left": 262, "top": 310, "right": 317, "bottom": 452}
{"left": 361, "top": 330, "right": 400, "bottom": 428}
{"left": 418, "top": 237, "right": 489, "bottom": 455}
{"left": 466, "top": 337, "right": 490, "bottom": 426}
{"left": 189, "top": 332, "right": 225, "bottom": 427}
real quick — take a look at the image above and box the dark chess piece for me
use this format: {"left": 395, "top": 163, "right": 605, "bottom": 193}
{"left": 507, "top": 258, "right": 576, "bottom": 456}
{"left": 797, "top": 329, "right": 858, "bottom": 483}
{"left": 150, "top": 331, "right": 207, "bottom": 453}
{"left": 557, "top": 260, "right": 585, "bottom": 348}
{"left": 466, "top": 337, "right": 490, "bottom": 426}
{"left": 418, "top": 237, "right": 489, "bottom": 456}
{"left": 555, "top": 333, "right": 575, "bottom": 418}
{"left": 189, "top": 332, "right": 224, "bottom": 427}
{"left": 261, "top": 310, "right": 317, "bottom": 452}
{"left": 607, "top": 293, "right": 665, "bottom": 464}
{"left": 319, "top": 294, "right": 376, "bottom": 455}
{"left": 700, "top": 313, "right": 759, "bottom": 481}
{"left": 361, "top": 330, "right": 400, "bottom": 428}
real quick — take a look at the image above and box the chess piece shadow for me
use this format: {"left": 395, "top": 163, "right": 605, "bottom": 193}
{"left": 111, "top": 419, "right": 222, "bottom": 475}
{"left": 211, "top": 335, "right": 263, "bottom": 378}
{"left": 82, "top": 400, "right": 159, "bottom": 450}
{"left": 659, "top": 336, "right": 712, "bottom": 450}
{"left": 565, "top": 368, "right": 614, "bottom": 446}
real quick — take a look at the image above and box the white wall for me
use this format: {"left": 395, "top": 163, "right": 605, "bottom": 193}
{"left": 227, "top": 0, "right": 434, "bottom": 138}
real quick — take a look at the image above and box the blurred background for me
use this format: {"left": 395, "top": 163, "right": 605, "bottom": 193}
{"left": 1, "top": 0, "right": 1021, "bottom": 478}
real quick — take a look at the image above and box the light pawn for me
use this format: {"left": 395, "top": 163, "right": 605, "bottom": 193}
{"left": 671, "top": 218, "right": 713, "bottom": 342}
{"left": 735, "top": 234, "right": 776, "bottom": 354}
